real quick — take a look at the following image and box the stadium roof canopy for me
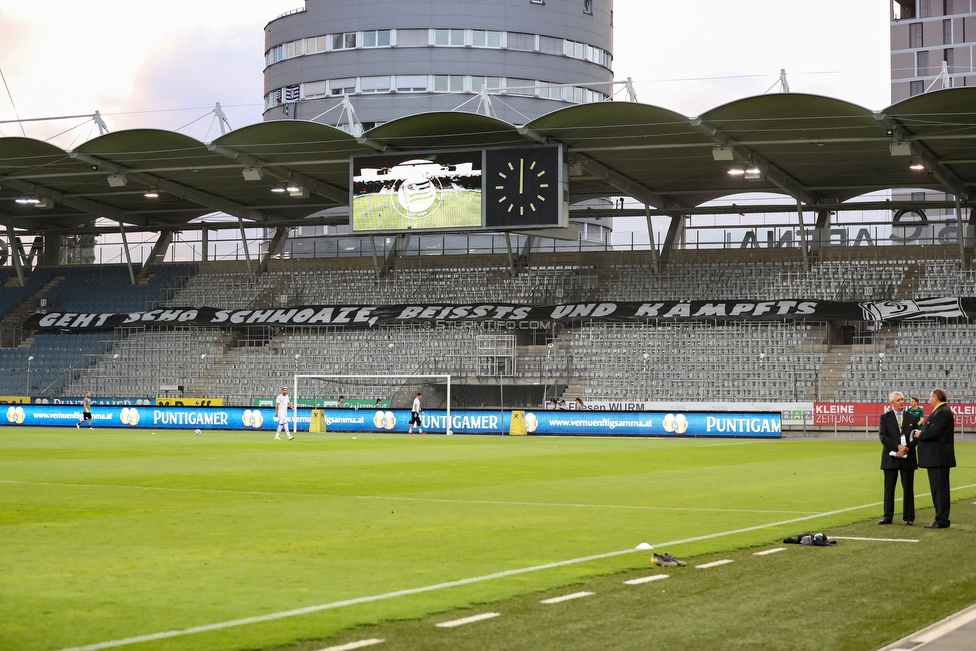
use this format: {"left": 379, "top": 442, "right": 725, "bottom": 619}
{"left": 0, "top": 88, "right": 974, "bottom": 236}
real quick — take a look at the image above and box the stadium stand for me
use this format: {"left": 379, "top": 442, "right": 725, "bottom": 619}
{"left": 5, "top": 246, "right": 976, "bottom": 408}
{"left": 0, "top": 264, "right": 194, "bottom": 396}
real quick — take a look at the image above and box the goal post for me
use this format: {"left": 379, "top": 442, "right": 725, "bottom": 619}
{"left": 293, "top": 374, "right": 452, "bottom": 434}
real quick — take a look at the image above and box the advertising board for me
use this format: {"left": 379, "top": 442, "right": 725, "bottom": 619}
{"left": 1, "top": 406, "right": 780, "bottom": 438}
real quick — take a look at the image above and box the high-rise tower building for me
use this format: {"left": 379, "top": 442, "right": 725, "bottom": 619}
{"left": 890, "top": 2, "right": 975, "bottom": 224}
{"left": 890, "top": 1, "right": 975, "bottom": 102}
{"left": 263, "top": 0, "right": 616, "bottom": 131}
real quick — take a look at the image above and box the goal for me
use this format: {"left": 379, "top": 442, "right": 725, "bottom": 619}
{"left": 293, "top": 374, "right": 452, "bottom": 433}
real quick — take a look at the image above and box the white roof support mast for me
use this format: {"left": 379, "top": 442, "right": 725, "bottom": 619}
{"left": 213, "top": 102, "right": 232, "bottom": 136}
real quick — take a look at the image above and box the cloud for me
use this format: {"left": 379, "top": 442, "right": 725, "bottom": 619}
{"left": 94, "top": 25, "right": 268, "bottom": 140}
{"left": 0, "top": 9, "right": 41, "bottom": 127}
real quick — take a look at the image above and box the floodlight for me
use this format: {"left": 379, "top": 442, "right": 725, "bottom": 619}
{"left": 712, "top": 146, "right": 734, "bottom": 161}
{"left": 143, "top": 187, "right": 159, "bottom": 198}
{"left": 15, "top": 195, "right": 41, "bottom": 204}
{"left": 107, "top": 174, "right": 128, "bottom": 187}
{"left": 270, "top": 182, "right": 288, "bottom": 193}
{"left": 727, "top": 165, "right": 746, "bottom": 176}
{"left": 242, "top": 167, "right": 264, "bottom": 181}
{"left": 744, "top": 166, "right": 763, "bottom": 181}
{"left": 909, "top": 158, "right": 925, "bottom": 170}
{"left": 889, "top": 141, "right": 912, "bottom": 156}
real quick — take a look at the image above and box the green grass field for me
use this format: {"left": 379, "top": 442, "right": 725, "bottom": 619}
{"left": 352, "top": 189, "right": 482, "bottom": 231}
{"left": 2, "top": 429, "right": 975, "bottom": 651}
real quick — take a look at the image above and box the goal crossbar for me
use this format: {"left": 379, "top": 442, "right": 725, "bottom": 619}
{"left": 293, "top": 374, "right": 452, "bottom": 433}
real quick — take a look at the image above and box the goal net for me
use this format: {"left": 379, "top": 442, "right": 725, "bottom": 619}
{"left": 293, "top": 374, "right": 452, "bottom": 432}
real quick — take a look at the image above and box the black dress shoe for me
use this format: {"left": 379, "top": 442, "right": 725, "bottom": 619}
{"left": 924, "top": 522, "right": 949, "bottom": 529}
{"left": 878, "top": 518, "right": 893, "bottom": 525}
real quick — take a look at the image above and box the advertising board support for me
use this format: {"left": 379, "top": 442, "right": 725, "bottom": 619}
{"left": 509, "top": 410, "right": 526, "bottom": 436}
{"left": 310, "top": 409, "right": 326, "bottom": 433}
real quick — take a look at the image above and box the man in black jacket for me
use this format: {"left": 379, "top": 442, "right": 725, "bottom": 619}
{"left": 915, "top": 388, "right": 956, "bottom": 529}
{"left": 878, "top": 391, "right": 918, "bottom": 525}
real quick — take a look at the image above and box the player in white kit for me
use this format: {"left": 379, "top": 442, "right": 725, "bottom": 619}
{"left": 275, "top": 387, "right": 294, "bottom": 440}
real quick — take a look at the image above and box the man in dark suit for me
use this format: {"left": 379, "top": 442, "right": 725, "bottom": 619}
{"left": 915, "top": 388, "right": 956, "bottom": 528}
{"left": 878, "top": 391, "right": 918, "bottom": 525}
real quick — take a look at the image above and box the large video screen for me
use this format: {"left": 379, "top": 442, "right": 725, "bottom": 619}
{"left": 351, "top": 150, "right": 484, "bottom": 232}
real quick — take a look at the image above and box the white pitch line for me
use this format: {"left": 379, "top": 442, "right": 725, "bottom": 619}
{"left": 52, "top": 486, "right": 976, "bottom": 651}
{"left": 435, "top": 612, "right": 500, "bottom": 628}
{"left": 696, "top": 559, "right": 734, "bottom": 569}
{"left": 314, "top": 639, "right": 384, "bottom": 651}
{"left": 753, "top": 548, "right": 787, "bottom": 556}
{"left": 830, "top": 536, "right": 919, "bottom": 543}
{"left": 624, "top": 574, "right": 669, "bottom": 585}
{"left": 540, "top": 591, "right": 594, "bottom": 604}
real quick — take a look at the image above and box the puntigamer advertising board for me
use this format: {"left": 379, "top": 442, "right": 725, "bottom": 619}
{"left": 1, "top": 405, "right": 780, "bottom": 438}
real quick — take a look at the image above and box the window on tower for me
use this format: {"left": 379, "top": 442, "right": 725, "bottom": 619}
{"left": 472, "top": 30, "right": 502, "bottom": 47}
{"left": 330, "top": 78, "right": 356, "bottom": 95}
{"left": 361, "top": 76, "right": 391, "bottom": 93}
{"left": 917, "top": 50, "right": 929, "bottom": 76}
{"left": 396, "top": 29, "right": 429, "bottom": 47}
{"left": 434, "top": 29, "right": 464, "bottom": 46}
{"left": 304, "top": 81, "right": 326, "bottom": 98}
{"left": 363, "top": 30, "right": 391, "bottom": 47}
{"left": 332, "top": 32, "right": 357, "bottom": 50}
{"left": 508, "top": 32, "right": 536, "bottom": 51}
{"left": 892, "top": 0, "right": 916, "bottom": 19}
{"left": 471, "top": 76, "right": 502, "bottom": 93}
{"left": 395, "top": 75, "right": 428, "bottom": 92}
{"left": 910, "top": 22, "right": 923, "bottom": 47}
{"left": 433, "top": 75, "right": 464, "bottom": 92}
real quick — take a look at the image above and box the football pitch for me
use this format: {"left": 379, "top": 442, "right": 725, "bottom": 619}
{"left": 2, "top": 429, "right": 976, "bottom": 651}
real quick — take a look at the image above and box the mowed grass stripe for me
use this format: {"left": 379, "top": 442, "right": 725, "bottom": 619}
{"left": 325, "top": 505, "right": 976, "bottom": 651}
{"left": 0, "top": 479, "right": 820, "bottom": 514}
{"left": 48, "top": 495, "right": 923, "bottom": 651}
{"left": 2, "top": 430, "right": 975, "bottom": 651}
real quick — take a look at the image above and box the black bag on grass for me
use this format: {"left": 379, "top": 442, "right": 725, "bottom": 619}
{"left": 783, "top": 532, "right": 836, "bottom": 546}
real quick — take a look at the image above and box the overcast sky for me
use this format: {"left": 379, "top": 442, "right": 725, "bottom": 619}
{"left": 0, "top": 0, "right": 891, "bottom": 148}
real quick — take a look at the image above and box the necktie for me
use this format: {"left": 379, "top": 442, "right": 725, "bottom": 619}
{"left": 896, "top": 412, "right": 903, "bottom": 428}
